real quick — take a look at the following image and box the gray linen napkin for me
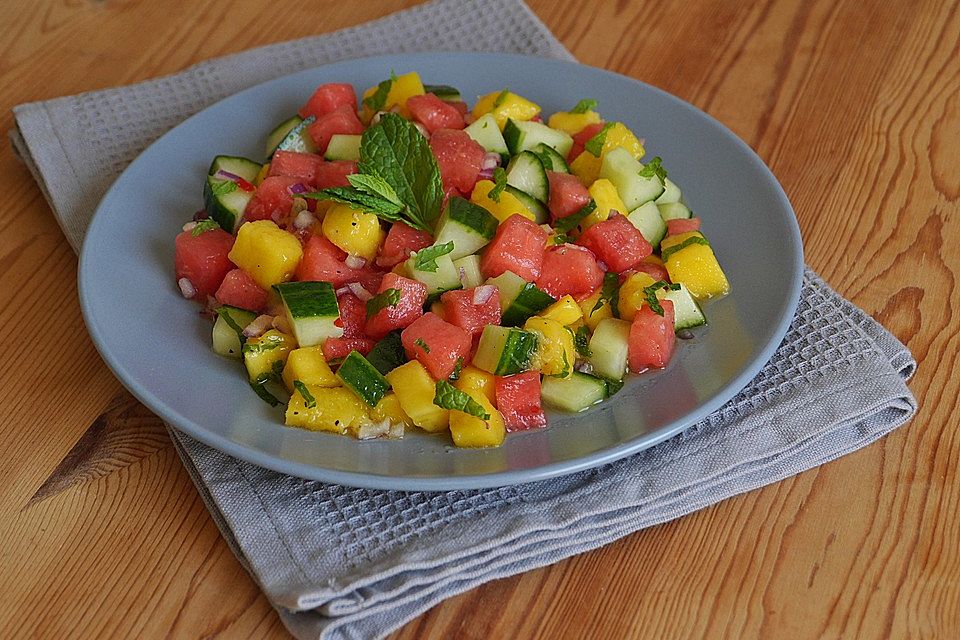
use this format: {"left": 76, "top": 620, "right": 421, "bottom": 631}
{"left": 11, "top": 1, "right": 917, "bottom": 638}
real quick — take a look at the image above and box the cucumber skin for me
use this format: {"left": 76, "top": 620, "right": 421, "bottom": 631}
{"left": 336, "top": 350, "right": 391, "bottom": 406}
{"left": 495, "top": 329, "right": 538, "bottom": 375}
{"left": 541, "top": 372, "right": 606, "bottom": 412}
{"left": 203, "top": 176, "right": 251, "bottom": 233}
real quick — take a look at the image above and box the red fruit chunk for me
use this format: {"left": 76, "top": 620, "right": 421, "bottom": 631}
{"left": 365, "top": 273, "right": 428, "bottom": 339}
{"left": 335, "top": 292, "right": 367, "bottom": 337}
{"left": 299, "top": 83, "right": 357, "bottom": 119}
{"left": 376, "top": 222, "right": 433, "bottom": 268}
{"left": 215, "top": 268, "right": 268, "bottom": 312}
{"left": 567, "top": 122, "right": 605, "bottom": 163}
{"left": 401, "top": 312, "right": 472, "bottom": 380}
{"left": 440, "top": 287, "right": 502, "bottom": 337}
{"left": 495, "top": 372, "right": 547, "bottom": 432}
{"left": 628, "top": 300, "right": 676, "bottom": 371}
{"left": 577, "top": 213, "right": 652, "bottom": 272}
{"left": 307, "top": 106, "right": 364, "bottom": 154}
{"left": 547, "top": 171, "right": 591, "bottom": 221}
{"left": 666, "top": 217, "right": 702, "bottom": 235}
{"left": 322, "top": 337, "right": 375, "bottom": 361}
{"left": 295, "top": 234, "right": 363, "bottom": 286}
{"left": 174, "top": 228, "right": 235, "bottom": 300}
{"left": 408, "top": 93, "right": 466, "bottom": 133}
{"left": 536, "top": 244, "right": 603, "bottom": 299}
{"left": 313, "top": 160, "right": 357, "bottom": 189}
{"left": 267, "top": 151, "right": 324, "bottom": 186}
{"left": 244, "top": 175, "right": 300, "bottom": 222}
{"left": 429, "top": 128, "right": 486, "bottom": 194}
{"left": 632, "top": 261, "right": 670, "bottom": 283}
{"left": 480, "top": 214, "right": 548, "bottom": 281}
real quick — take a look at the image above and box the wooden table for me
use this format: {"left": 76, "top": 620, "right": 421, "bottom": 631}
{"left": 1, "top": 0, "right": 957, "bottom": 637}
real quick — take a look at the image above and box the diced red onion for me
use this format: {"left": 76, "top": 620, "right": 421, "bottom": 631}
{"left": 289, "top": 183, "right": 309, "bottom": 194}
{"left": 344, "top": 254, "right": 366, "bottom": 269}
{"left": 347, "top": 282, "right": 373, "bottom": 301}
{"left": 387, "top": 422, "right": 404, "bottom": 439}
{"left": 357, "top": 420, "right": 391, "bottom": 440}
{"left": 272, "top": 314, "right": 292, "bottom": 334}
{"left": 182, "top": 221, "right": 198, "bottom": 233}
{"left": 459, "top": 266, "right": 467, "bottom": 281}
{"left": 177, "top": 277, "right": 196, "bottom": 299}
{"left": 243, "top": 314, "right": 274, "bottom": 338}
{"left": 477, "top": 167, "right": 495, "bottom": 180}
{"left": 335, "top": 286, "right": 351, "bottom": 297}
{"left": 597, "top": 260, "right": 609, "bottom": 271}
{"left": 481, "top": 152, "right": 501, "bottom": 170}
{"left": 293, "top": 210, "right": 316, "bottom": 229}
{"left": 639, "top": 138, "right": 646, "bottom": 146}
{"left": 575, "top": 362, "right": 594, "bottom": 374}
{"left": 473, "top": 285, "right": 497, "bottom": 305}
{"left": 608, "top": 209, "right": 621, "bottom": 217}
{"left": 214, "top": 169, "right": 243, "bottom": 182}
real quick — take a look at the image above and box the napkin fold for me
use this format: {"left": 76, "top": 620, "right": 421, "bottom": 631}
{"left": 11, "top": 1, "right": 917, "bottom": 638}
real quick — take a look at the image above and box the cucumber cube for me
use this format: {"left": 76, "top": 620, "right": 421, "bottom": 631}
{"left": 337, "top": 350, "right": 391, "bottom": 406}
{"left": 274, "top": 281, "right": 342, "bottom": 347}
{"left": 473, "top": 326, "right": 538, "bottom": 376}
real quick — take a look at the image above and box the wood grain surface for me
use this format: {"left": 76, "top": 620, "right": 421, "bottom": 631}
{"left": 0, "top": 0, "right": 957, "bottom": 638}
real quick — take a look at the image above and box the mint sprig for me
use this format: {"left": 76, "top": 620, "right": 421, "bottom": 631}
{"left": 303, "top": 187, "right": 405, "bottom": 220}
{"left": 433, "top": 380, "right": 490, "bottom": 419}
{"left": 413, "top": 242, "right": 454, "bottom": 272}
{"left": 585, "top": 122, "right": 615, "bottom": 157}
{"left": 488, "top": 167, "right": 508, "bottom": 203}
{"left": 592, "top": 271, "right": 621, "bottom": 316}
{"left": 661, "top": 235, "right": 710, "bottom": 261}
{"left": 553, "top": 200, "right": 597, "bottom": 234}
{"left": 210, "top": 179, "right": 237, "bottom": 196}
{"left": 366, "top": 288, "right": 402, "bottom": 318}
{"left": 643, "top": 280, "right": 681, "bottom": 316}
{"left": 570, "top": 98, "right": 598, "bottom": 114}
{"left": 293, "top": 380, "right": 317, "bottom": 409}
{"left": 191, "top": 218, "right": 221, "bottom": 236}
{"left": 638, "top": 156, "right": 667, "bottom": 185}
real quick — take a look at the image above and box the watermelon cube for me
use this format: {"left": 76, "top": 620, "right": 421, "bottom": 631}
{"left": 299, "top": 83, "right": 358, "bottom": 119}
{"left": 577, "top": 213, "right": 652, "bottom": 273}
{"left": 307, "top": 106, "right": 365, "bottom": 154}
{"left": 480, "top": 214, "right": 548, "bottom": 281}
{"left": 536, "top": 243, "right": 603, "bottom": 299}
{"left": 174, "top": 228, "right": 235, "bottom": 300}
{"left": 429, "top": 128, "right": 486, "bottom": 194}
{"left": 495, "top": 372, "right": 547, "bottom": 431}
{"left": 440, "top": 286, "right": 502, "bottom": 337}
{"left": 401, "top": 312, "right": 472, "bottom": 379}
{"left": 365, "top": 273, "right": 428, "bottom": 338}
{"left": 335, "top": 292, "right": 367, "bottom": 337}
{"left": 376, "top": 222, "right": 434, "bottom": 268}
{"left": 215, "top": 268, "right": 268, "bottom": 312}
{"left": 244, "top": 175, "right": 300, "bottom": 222}
{"left": 628, "top": 300, "right": 676, "bottom": 371}
{"left": 313, "top": 160, "right": 358, "bottom": 189}
{"left": 295, "top": 234, "right": 364, "bottom": 286}
{"left": 547, "top": 171, "right": 591, "bottom": 221}
{"left": 408, "top": 93, "right": 466, "bottom": 133}
{"left": 322, "top": 337, "right": 376, "bottom": 361}
{"left": 666, "top": 217, "right": 702, "bottom": 236}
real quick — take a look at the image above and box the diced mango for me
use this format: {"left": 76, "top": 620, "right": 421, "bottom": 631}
{"left": 470, "top": 179, "right": 535, "bottom": 223}
{"left": 385, "top": 361, "right": 449, "bottom": 432}
{"left": 243, "top": 329, "right": 296, "bottom": 382}
{"left": 585, "top": 179, "right": 627, "bottom": 229}
{"left": 321, "top": 203, "right": 385, "bottom": 261}
{"left": 228, "top": 220, "right": 303, "bottom": 290}
{"left": 547, "top": 110, "right": 602, "bottom": 136}
{"left": 282, "top": 345, "right": 339, "bottom": 392}
{"left": 570, "top": 122, "right": 646, "bottom": 185}
{"left": 449, "top": 391, "right": 506, "bottom": 448}
{"left": 661, "top": 232, "right": 730, "bottom": 299}
{"left": 254, "top": 163, "right": 270, "bottom": 186}
{"left": 579, "top": 291, "right": 613, "bottom": 331}
{"left": 371, "top": 392, "right": 414, "bottom": 428}
{"left": 454, "top": 366, "right": 496, "bottom": 404}
{"left": 524, "top": 316, "right": 575, "bottom": 378}
{"left": 360, "top": 71, "right": 425, "bottom": 122}
{"left": 618, "top": 272, "right": 658, "bottom": 321}
{"left": 539, "top": 295, "right": 583, "bottom": 326}
{"left": 285, "top": 384, "right": 371, "bottom": 434}
{"left": 471, "top": 90, "right": 541, "bottom": 130}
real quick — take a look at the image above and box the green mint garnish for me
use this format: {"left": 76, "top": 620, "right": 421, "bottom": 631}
{"left": 366, "top": 288, "right": 402, "bottom": 318}
{"left": 584, "top": 122, "right": 615, "bottom": 157}
{"left": 210, "top": 179, "right": 237, "bottom": 196}
{"left": 492, "top": 89, "right": 510, "bottom": 108}
{"left": 215, "top": 307, "right": 247, "bottom": 344}
{"left": 433, "top": 380, "right": 490, "bottom": 419}
{"left": 488, "top": 167, "right": 508, "bottom": 203}
{"left": 592, "top": 271, "right": 621, "bottom": 316}
{"left": 574, "top": 325, "right": 592, "bottom": 357}
{"left": 347, "top": 173, "right": 404, "bottom": 206}
{"left": 414, "top": 338, "right": 431, "bottom": 353}
{"left": 242, "top": 338, "right": 281, "bottom": 355}
{"left": 191, "top": 219, "right": 220, "bottom": 236}
{"left": 553, "top": 200, "right": 597, "bottom": 234}
{"left": 413, "top": 242, "right": 454, "bottom": 273}
{"left": 570, "top": 98, "right": 598, "bottom": 114}
{"left": 363, "top": 76, "right": 394, "bottom": 112}
{"left": 449, "top": 357, "right": 464, "bottom": 380}
{"left": 603, "top": 377, "right": 624, "bottom": 397}
{"left": 249, "top": 381, "right": 281, "bottom": 407}
{"left": 638, "top": 156, "right": 667, "bottom": 185}
{"left": 643, "top": 280, "right": 681, "bottom": 316}
{"left": 293, "top": 380, "right": 317, "bottom": 409}
{"left": 661, "top": 234, "right": 710, "bottom": 261}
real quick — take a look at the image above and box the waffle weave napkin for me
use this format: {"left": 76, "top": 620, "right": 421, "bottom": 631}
{"left": 10, "top": 0, "right": 917, "bottom": 638}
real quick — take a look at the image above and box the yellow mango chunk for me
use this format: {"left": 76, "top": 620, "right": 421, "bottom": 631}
{"left": 547, "top": 110, "right": 602, "bottom": 136}
{"left": 449, "top": 391, "right": 506, "bottom": 448}
{"left": 282, "top": 345, "right": 339, "bottom": 392}
{"left": 243, "top": 329, "right": 296, "bottom": 382}
{"left": 285, "top": 385, "right": 371, "bottom": 434}
{"left": 470, "top": 179, "right": 535, "bottom": 223}
{"left": 579, "top": 291, "right": 613, "bottom": 331}
{"left": 385, "top": 361, "right": 450, "bottom": 432}
{"left": 585, "top": 179, "right": 627, "bottom": 230}
{"left": 371, "top": 392, "right": 414, "bottom": 428}
{"left": 360, "top": 71, "right": 425, "bottom": 121}
{"left": 524, "top": 317, "right": 575, "bottom": 378}
{"left": 471, "top": 90, "right": 541, "bottom": 130}
{"left": 618, "top": 272, "right": 658, "bottom": 321}
{"left": 454, "top": 366, "right": 496, "bottom": 404}
{"left": 228, "top": 220, "right": 303, "bottom": 290}
{"left": 570, "top": 122, "right": 646, "bottom": 185}
{"left": 321, "top": 203, "right": 385, "bottom": 261}
{"left": 539, "top": 295, "right": 583, "bottom": 326}
{"left": 661, "top": 232, "right": 730, "bottom": 299}
{"left": 254, "top": 163, "right": 270, "bottom": 186}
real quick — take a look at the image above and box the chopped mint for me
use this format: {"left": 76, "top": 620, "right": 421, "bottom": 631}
{"left": 553, "top": 200, "right": 597, "bottom": 234}
{"left": 433, "top": 379, "right": 490, "bottom": 419}
{"left": 643, "top": 280, "right": 681, "bottom": 316}
{"left": 661, "top": 235, "right": 710, "bottom": 261}
{"left": 366, "top": 288, "right": 402, "bottom": 318}
{"left": 413, "top": 242, "right": 454, "bottom": 273}
{"left": 191, "top": 218, "right": 220, "bottom": 236}
{"left": 488, "top": 167, "right": 508, "bottom": 203}
{"left": 413, "top": 337, "right": 431, "bottom": 353}
{"left": 593, "top": 271, "right": 621, "bottom": 316}
{"left": 574, "top": 325, "right": 592, "bottom": 358}
{"left": 210, "top": 179, "right": 238, "bottom": 197}
{"left": 638, "top": 156, "right": 667, "bottom": 185}
{"left": 584, "top": 122, "right": 615, "bottom": 157}
{"left": 570, "top": 98, "right": 598, "bottom": 114}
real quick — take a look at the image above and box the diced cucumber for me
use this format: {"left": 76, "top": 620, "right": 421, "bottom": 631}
{"left": 655, "top": 178, "right": 681, "bottom": 205}
{"left": 658, "top": 201, "right": 693, "bottom": 221}
{"left": 203, "top": 176, "right": 254, "bottom": 233}
{"left": 423, "top": 84, "right": 462, "bottom": 102}
{"left": 599, "top": 147, "right": 665, "bottom": 210}
{"left": 336, "top": 350, "right": 391, "bottom": 406}
{"left": 502, "top": 119, "right": 574, "bottom": 157}
{"left": 587, "top": 318, "right": 631, "bottom": 380}
{"left": 454, "top": 255, "right": 484, "bottom": 289}
{"left": 662, "top": 283, "right": 706, "bottom": 330}
{"left": 208, "top": 155, "right": 262, "bottom": 182}
{"left": 366, "top": 331, "right": 407, "bottom": 375}
{"left": 272, "top": 116, "right": 317, "bottom": 156}
{"left": 473, "top": 326, "right": 538, "bottom": 376}
{"left": 485, "top": 270, "right": 556, "bottom": 326}
{"left": 627, "top": 200, "right": 667, "bottom": 247}
{"left": 324, "top": 134, "right": 361, "bottom": 161}
{"left": 405, "top": 253, "right": 461, "bottom": 296}
{"left": 212, "top": 306, "right": 256, "bottom": 358}
{"left": 505, "top": 185, "right": 549, "bottom": 224}
{"left": 506, "top": 151, "right": 549, "bottom": 202}
{"left": 264, "top": 116, "right": 302, "bottom": 158}
{"left": 464, "top": 113, "right": 509, "bottom": 163}
{"left": 433, "top": 196, "right": 499, "bottom": 260}
{"left": 530, "top": 142, "right": 570, "bottom": 173}
{"left": 273, "top": 281, "right": 342, "bottom": 347}
{"left": 541, "top": 372, "right": 606, "bottom": 412}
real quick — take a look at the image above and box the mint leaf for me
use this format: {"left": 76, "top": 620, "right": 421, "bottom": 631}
{"left": 638, "top": 156, "right": 667, "bottom": 185}
{"left": 210, "top": 179, "right": 237, "bottom": 196}
{"left": 488, "top": 167, "right": 508, "bottom": 203}
{"left": 593, "top": 271, "right": 621, "bottom": 316}
{"left": 191, "top": 218, "right": 220, "bottom": 236}
{"left": 570, "top": 98, "right": 597, "bottom": 114}
{"left": 574, "top": 325, "right": 592, "bottom": 357}
{"left": 249, "top": 381, "right": 281, "bottom": 406}
{"left": 347, "top": 173, "right": 403, "bottom": 206}
{"left": 293, "top": 380, "right": 317, "bottom": 408}
{"left": 553, "top": 200, "right": 597, "bottom": 234}
{"left": 433, "top": 380, "right": 490, "bottom": 419}
{"left": 413, "top": 242, "right": 454, "bottom": 273}
{"left": 413, "top": 338, "right": 431, "bottom": 353}
{"left": 366, "top": 288, "right": 402, "bottom": 318}
{"left": 585, "top": 122, "right": 615, "bottom": 157}
{"left": 661, "top": 235, "right": 710, "bottom": 261}
{"left": 603, "top": 377, "right": 624, "bottom": 396}
{"left": 643, "top": 280, "right": 681, "bottom": 316}
{"left": 304, "top": 187, "right": 405, "bottom": 223}
{"left": 492, "top": 89, "right": 510, "bottom": 108}
{"left": 449, "top": 357, "right": 464, "bottom": 380}
{"left": 358, "top": 113, "right": 444, "bottom": 232}
{"left": 242, "top": 339, "right": 281, "bottom": 355}
{"left": 215, "top": 307, "right": 247, "bottom": 344}
{"left": 363, "top": 76, "right": 394, "bottom": 112}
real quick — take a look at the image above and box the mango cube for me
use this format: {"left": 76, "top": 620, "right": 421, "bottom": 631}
{"left": 454, "top": 366, "right": 496, "bottom": 404}
{"left": 539, "top": 295, "right": 583, "bottom": 326}
{"left": 571, "top": 122, "right": 646, "bottom": 185}
{"left": 321, "top": 203, "right": 385, "bottom": 261}
{"left": 661, "top": 232, "right": 730, "bottom": 299}
{"left": 449, "top": 391, "right": 506, "bottom": 448}
{"left": 617, "top": 272, "right": 658, "bottom": 321}
{"left": 547, "top": 110, "right": 602, "bottom": 136}
{"left": 285, "top": 385, "right": 371, "bottom": 434}
{"left": 361, "top": 71, "right": 425, "bottom": 121}
{"left": 585, "top": 179, "right": 627, "bottom": 229}
{"left": 579, "top": 291, "right": 614, "bottom": 331}
{"left": 470, "top": 179, "right": 536, "bottom": 223}
{"left": 524, "top": 316, "right": 575, "bottom": 378}
{"left": 282, "top": 345, "right": 339, "bottom": 392}
{"left": 371, "top": 392, "right": 414, "bottom": 428}
{"left": 243, "top": 329, "right": 296, "bottom": 382}
{"left": 385, "top": 361, "right": 449, "bottom": 432}
{"left": 228, "top": 220, "right": 303, "bottom": 290}
{"left": 471, "top": 90, "right": 541, "bottom": 130}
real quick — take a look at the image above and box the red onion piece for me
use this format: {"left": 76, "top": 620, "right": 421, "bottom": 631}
{"left": 288, "top": 183, "right": 309, "bottom": 194}
{"left": 215, "top": 169, "right": 242, "bottom": 182}
{"left": 335, "top": 286, "right": 351, "bottom": 297}
{"left": 347, "top": 282, "right": 373, "bottom": 301}
{"left": 243, "top": 315, "right": 274, "bottom": 338}
{"left": 597, "top": 260, "right": 609, "bottom": 271}
{"left": 293, "top": 211, "right": 316, "bottom": 229}
{"left": 192, "top": 209, "right": 209, "bottom": 222}
{"left": 477, "top": 167, "right": 495, "bottom": 180}
{"left": 473, "top": 285, "right": 497, "bottom": 305}
{"left": 481, "top": 152, "right": 501, "bottom": 170}
{"left": 344, "top": 254, "right": 366, "bottom": 270}
{"left": 181, "top": 221, "right": 198, "bottom": 233}
{"left": 177, "top": 278, "right": 196, "bottom": 299}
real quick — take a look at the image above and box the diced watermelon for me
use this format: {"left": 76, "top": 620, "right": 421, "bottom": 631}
{"left": 429, "top": 128, "right": 486, "bottom": 194}
{"left": 401, "top": 312, "right": 472, "bottom": 380}
{"left": 295, "top": 234, "right": 364, "bottom": 286}
{"left": 567, "top": 122, "right": 605, "bottom": 163}
{"left": 335, "top": 292, "right": 367, "bottom": 337}
{"left": 307, "top": 106, "right": 365, "bottom": 154}
{"left": 630, "top": 260, "right": 670, "bottom": 283}
{"left": 376, "top": 222, "right": 433, "bottom": 268}
{"left": 313, "top": 160, "right": 358, "bottom": 189}
{"left": 365, "top": 273, "right": 428, "bottom": 338}
{"left": 299, "top": 83, "right": 358, "bottom": 119}
{"left": 244, "top": 175, "right": 300, "bottom": 222}
{"left": 440, "top": 286, "right": 501, "bottom": 337}
{"left": 174, "top": 228, "right": 235, "bottom": 300}
{"left": 449, "top": 101, "right": 469, "bottom": 116}
{"left": 536, "top": 243, "right": 603, "bottom": 299}
{"left": 214, "top": 268, "right": 268, "bottom": 311}
{"left": 407, "top": 93, "right": 466, "bottom": 133}
{"left": 322, "top": 337, "right": 376, "bottom": 361}
{"left": 628, "top": 300, "right": 675, "bottom": 371}
{"left": 577, "top": 213, "right": 652, "bottom": 272}
{"left": 666, "top": 217, "right": 702, "bottom": 235}
{"left": 547, "top": 171, "right": 591, "bottom": 221}
{"left": 494, "top": 372, "right": 547, "bottom": 432}
{"left": 268, "top": 151, "right": 324, "bottom": 186}
{"left": 355, "top": 268, "right": 387, "bottom": 294}
{"left": 480, "top": 214, "right": 548, "bottom": 281}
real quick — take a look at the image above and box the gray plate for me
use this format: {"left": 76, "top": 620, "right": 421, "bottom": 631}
{"left": 79, "top": 52, "right": 803, "bottom": 490}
